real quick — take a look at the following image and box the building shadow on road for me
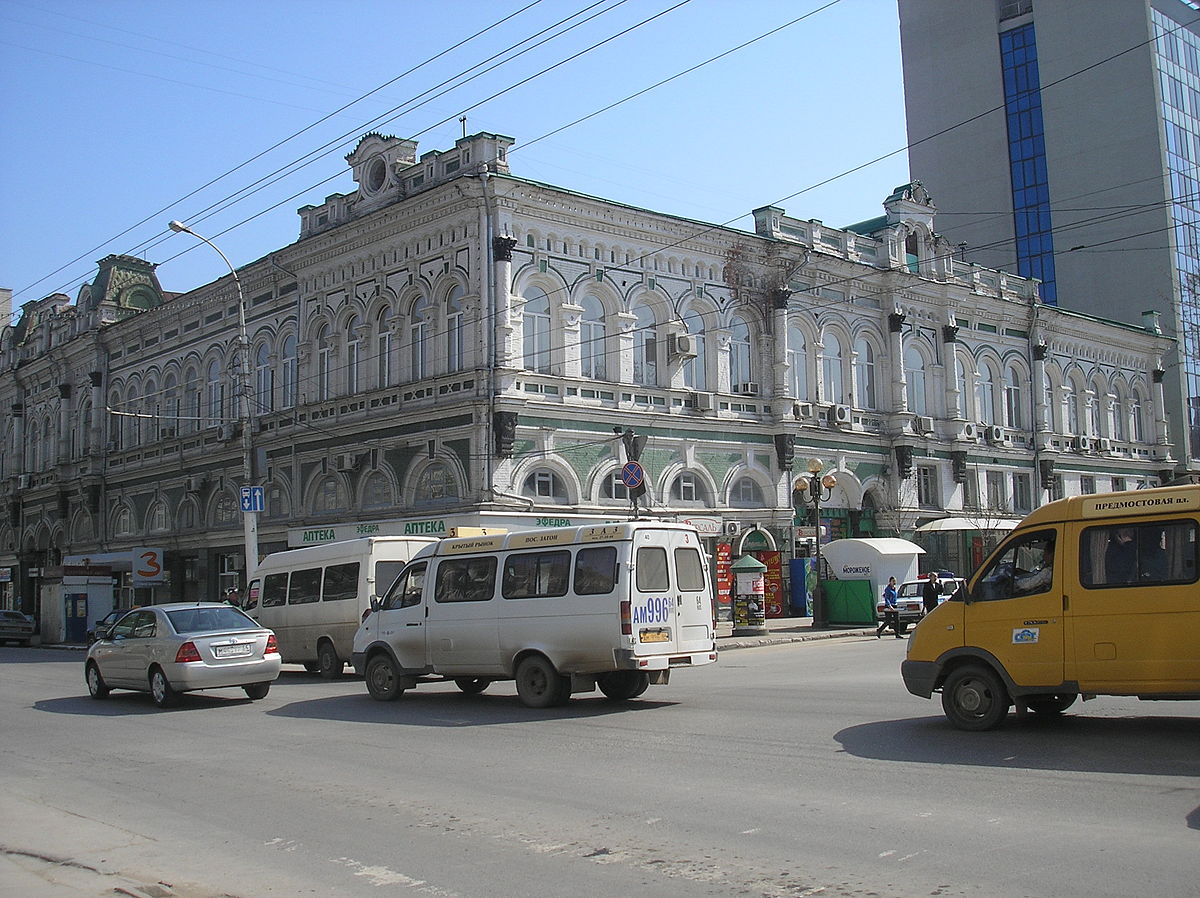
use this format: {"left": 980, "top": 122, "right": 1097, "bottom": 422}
{"left": 265, "top": 690, "right": 676, "bottom": 726}
{"left": 836, "top": 713, "right": 1200, "bottom": 778}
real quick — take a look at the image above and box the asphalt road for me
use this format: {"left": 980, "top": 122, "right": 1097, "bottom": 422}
{"left": 1, "top": 638, "right": 1197, "bottom": 898}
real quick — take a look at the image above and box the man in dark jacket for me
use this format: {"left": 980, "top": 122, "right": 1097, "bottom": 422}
{"left": 921, "top": 572, "right": 941, "bottom": 614}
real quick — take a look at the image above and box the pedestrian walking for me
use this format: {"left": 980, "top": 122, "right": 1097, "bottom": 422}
{"left": 921, "top": 572, "right": 941, "bottom": 614}
{"left": 876, "top": 576, "right": 902, "bottom": 638}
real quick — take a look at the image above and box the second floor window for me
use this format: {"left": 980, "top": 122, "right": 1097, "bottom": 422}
{"left": 522, "top": 288, "right": 552, "bottom": 374}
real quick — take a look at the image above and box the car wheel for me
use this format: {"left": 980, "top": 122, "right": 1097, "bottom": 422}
{"left": 941, "top": 664, "right": 1009, "bottom": 731}
{"left": 317, "top": 641, "right": 344, "bottom": 680}
{"left": 303, "top": 662, "right": 320, "bottom": 673}
{"left": 597, "top": 670, "right": 650, "bottom": 701}
{"left": 454, "top": 677, "right": 490, "bottom": 695}
{"left": 365, "top": 654, "right": 404, "bottom": 701}
{"left": 243, "top": 682, "right": 271, "bottom": 700}
{"left": 1025, "top": 693, "right": 1077, "bottom": 715}
{"left": 149, "top": 667, "right": 179, "bottom": 708}
{"left": 515, "top": 655, "right": 569, "bottom": 709}
{"left": 85, "top": 662, "right": 110, "bottom": 699}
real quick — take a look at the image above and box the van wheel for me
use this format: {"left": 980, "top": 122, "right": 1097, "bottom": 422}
{"left": 515, "top": 656, "right": 569, "bottom": 709}
{"left": 455, "top": 677, "right": 490, "bottom": 695}
{"left": 85, "top": 662, "right": 110, "bottom": 699}
{"left": 1025, "top": 693, "right": 1077, "bottom": 715}
{"left": 365, "top": 654, "right": 404, "bottom": 701}
{"left": 317, "top": 642, "right": 344, "bottom": 680}
{"left": 149, "top": 668, "right": 179, "bottom": 708}
{"left": 303, "top": 662, "right": 320, "bottom": 673}
{"left": 598, "top": 671, "right": 650, "bottom": 701}
{"left": 941, "top": 664, "right": 1009, "bottom": 731}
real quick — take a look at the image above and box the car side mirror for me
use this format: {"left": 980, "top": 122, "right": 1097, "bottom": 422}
{"left": 369, "top": 595, "right": 381, "bottom": 613}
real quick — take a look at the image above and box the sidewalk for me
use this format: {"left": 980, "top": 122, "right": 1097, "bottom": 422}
{"left": 715, "top": 615, "right": 878, "bottom": 650}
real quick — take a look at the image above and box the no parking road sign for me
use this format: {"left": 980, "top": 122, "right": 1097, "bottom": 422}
{"left": 620, "top": 461, "right": 645, "bottom": 489}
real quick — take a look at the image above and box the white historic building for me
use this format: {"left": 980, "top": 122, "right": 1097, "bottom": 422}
{"left": 0, "top": 132, "right": 1177, "bottom": 635}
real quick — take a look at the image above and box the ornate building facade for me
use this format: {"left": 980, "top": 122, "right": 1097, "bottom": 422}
{"left": 1, "top": 132, "right": 1177, "bottom": 638}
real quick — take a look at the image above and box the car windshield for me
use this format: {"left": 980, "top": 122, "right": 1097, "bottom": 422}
{"left": 166, "top": 606, "right": 258, "bottom": 634}
{"left": 898, "top": 584, "right": 923, "bottom": 598}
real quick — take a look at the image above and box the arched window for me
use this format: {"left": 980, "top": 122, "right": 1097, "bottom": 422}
{"left": 215, "top": 493, "right": 239, "bottom": 526}
{"left": 977, "top": 364, "right": 997, "bottom": 425}
{"left": 1087, "top": 383, "right": 1103, "bottom": 437}
{"left": 416, "top": 463, "right": 460, "bottom": 505}
{"left": 148, "top": 501, "right": 171, "bottom": 534}
{"left": 1113, "top": 390, "right": 1128, "bottom": 441}
{"left": 113, "top": 505, "right": 134, "bottom": 537}
{"left": 362, "top": 471, "right": 395, "bottom": 509}
{"left": 904, "top": 347, "right": 927, "bottom": 415}
{"left": 522, "top": 469, "right": 568, "bottom": 501}
{"left": 601, "top": 470, "right": 629, "bottom": 502}
{"left": 787, "top": 326, "right": 807, "bottom": 400}
{"left": 410, "top": 294, "right": 430, "bottom": 381}
{"left": 346, "top": 314, "right": 362, "bottom": 394}
{"left": 313, "top": 475, "right": 346, "bottom": 514}
{"left": 206, "top": 359, "right": 224, "bottom": 428}
{"left": 376, "top": 308, "right": 393, "bottom": 388}
{"left": 41, "top": 418, "right": 53, "bottom": 468}
{"left": 163, "top": 374, "right": 178, "bottom": 438}
{"left": 315, "top": 326, "right": 332, "bottom": 401}
{"left": 822, "top": 333, "right": 844, "bottom": 404}
{"left": 955, "top": 354, "right": 969, "bottom": 419}
{"left": 446, "top": 285, "right": 465, "bottom": 372}
{"left": 184, "top": 366, "right": 200, "bottom": 433}
{"left": 126, "top": 385, "right": 141, "bottom": 446}
{"left": 255, "top": 343, "right": 272, "bottom": 414}
{"left": 144, "top": 378, "right": 159, "bottom": 441}
{"left": 280, "top": 334, "right": 298, "bottom": 409}
{"left": 855, "top": 338, "right": 876, "bottom": 410}
{"left": 579, "top": 295, "right": 606, "bottom": 380}
{"left": 522, "top": 287, "right": 552, "bottom": 373}
{"left": 633, "top": 302, "right": 659, "bottom": 386}
{"left": 1065, "top": 379, "right": 1083, "bottom": 435}
{"left": 1130, "top": 392, "right": 1146, "bottom": 442}
{"left": 730, "top": 477, "right": 765, "bottom": 507}
{"left": 1004, "top": 366, "right": 1024, "bottom": 429}
{"left": 728, "top": 316, "right": 752, "bottom": 391}
{"left": 77, "top": 397, "right": 92, "bottom": 456}
{"left": 683, "top": 309, "right": 707, "bottom": 391}
{"left": 669, "top": 472, "right": 711, "bottom": 507}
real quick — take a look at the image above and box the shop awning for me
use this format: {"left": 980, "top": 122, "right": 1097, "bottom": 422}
{"left": 915, "top": 517, "right": 1021, "bottom": 533}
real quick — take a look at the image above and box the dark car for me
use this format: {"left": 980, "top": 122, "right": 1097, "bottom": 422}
{"left": 0, "top": 610, "right": 35, "bottom": 646}
{"left": 88, "top": 608, "right": 132, "bottom": 645}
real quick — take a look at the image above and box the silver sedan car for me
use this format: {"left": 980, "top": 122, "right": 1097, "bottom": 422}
{"left": 85, "top": 603, "right": 280, "bottom": 707}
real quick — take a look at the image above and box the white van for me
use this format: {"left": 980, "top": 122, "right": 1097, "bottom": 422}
{"left": 245, "top": 537, "right": 434, "bottom": 677}
{"left": 351, "top": 522, "right": 718, "bottom": 707}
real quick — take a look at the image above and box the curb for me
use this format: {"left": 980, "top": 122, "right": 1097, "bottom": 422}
{"left": 716, "top": 627, "right": 877, "bottom": 651}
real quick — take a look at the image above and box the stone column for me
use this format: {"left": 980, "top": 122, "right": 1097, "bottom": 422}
{"left": 57, "top": 385, "right": 72, "bottom": 463}
{"left": 888, "top": 310, "right": 907, "bottom": 413}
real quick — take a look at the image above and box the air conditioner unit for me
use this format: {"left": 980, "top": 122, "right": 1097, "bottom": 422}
{"left": 186, "top": 475, "right": 206, "bottom": 493}
{"left": 793, "top": 401, "right": 813, "bottom": 420}
{"left": 218, "top": 424, "right": 237, "bottom": 442}
{"left": 668, "top": 333, "right": 697, "bottom": 359}
{"left": 915, "top": 415, "right": 935, "bottom": 434}
{"left": 692, "top": 392, "right": 715, "bottom": 412}
{"left": 722, "top": 521, "right": 741, "bottom": 536}
{"left": 833, "top": 404, "right": 852, "bottom": 426}
{"left": 335, "top": 453, "right": 360, "bottom": 472}
{"left": 959, "top": 422, "right": 978, "bottom": 440}
{"left": 985, "top": 424, "right": 1005, "bottom": 444}
{"left": 160, "top": 426, "right": 176, "bottom": 438}
{"left": 17, "top": 474, "right": 32, "bottom": 490}
{"left": 1075, "top": 436, "right": 1092, "bottom": 453}
{"left": 1097, "top": 437, "right": 1112, "bottom": 453}
{"left": 733, "top": 382, "right": 760, "bottom": 396}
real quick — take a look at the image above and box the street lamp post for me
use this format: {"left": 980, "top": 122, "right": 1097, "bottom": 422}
{"left": 794, "top": 458, "right": 837, "bottom": 629}
{"left": 168, "top": 220, "right": 260, "bottom": 583}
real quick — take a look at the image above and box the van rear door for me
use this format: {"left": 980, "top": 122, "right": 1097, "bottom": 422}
{"left": 630, "top": 528, "right": 714, "bottom": 658}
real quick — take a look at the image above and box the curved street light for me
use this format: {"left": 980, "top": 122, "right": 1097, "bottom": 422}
{"left": 794, "top": 458, "right": 837, "bottom": 628}
{"left": 167, "top": 220, "right": 260, "bottom": 584}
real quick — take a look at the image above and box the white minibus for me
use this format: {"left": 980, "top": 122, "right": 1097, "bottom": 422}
{"left": 245, "top": 537, "right": 434, "bottom": 677}
{"left": 351, "top": 521, "right": 718, "bottom": 707}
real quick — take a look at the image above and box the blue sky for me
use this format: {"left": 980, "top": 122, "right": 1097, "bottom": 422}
{"left": 0, "top": 0, "right": 909, "bottom": 317}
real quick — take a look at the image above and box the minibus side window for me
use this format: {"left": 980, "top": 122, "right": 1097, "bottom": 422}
{"left": 323, "top": 562, "right": 359, "bottom": 602}
{"left": 261, "top": 572, "right": 288, "bottom": 608}
{"left": 973, "top": 531, "right": 1056, "bottom": 601}
{"left": 288, "top": 567, "right": 322, "bottom": 604}
{"left": 503, "top": 551, "right": 570, "bottom": 599}
{"left": 381, "top": 563, "right": 426, "bottom": 610}
{"left": 436, "top": 557, "right": 497, "bottom": 603}
{"left": 675, "top": 547, "right": 706, "bottom": 591}
{"left": 575, "top": 547, "right": 617, "bottom": 595}
{"left": 1080, "top": 520, "right": 1199, "bottom": 588}
{"left": 636, "top": 546, "right": 670, "bottom": 592}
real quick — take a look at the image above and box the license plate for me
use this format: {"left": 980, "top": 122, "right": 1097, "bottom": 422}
{"left": 213, "top": 644, "right": 253, "bottom": 658}
{"left": 639, "top": 628, "right": 670, "bottom": 643}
